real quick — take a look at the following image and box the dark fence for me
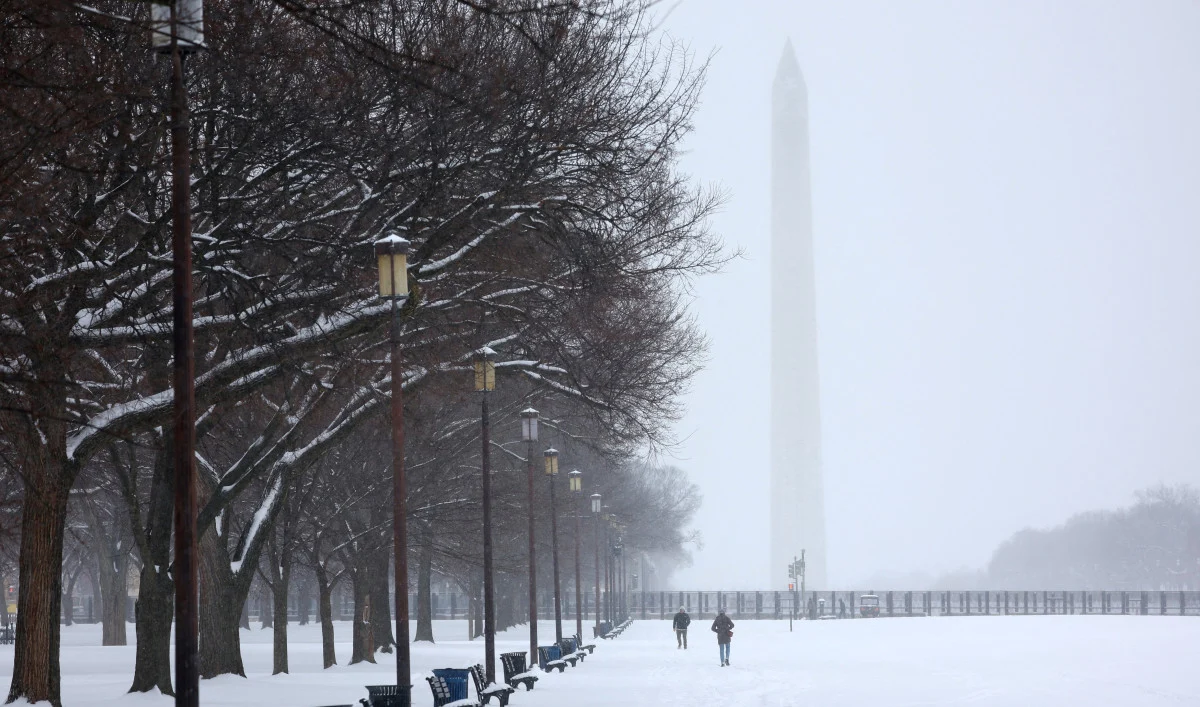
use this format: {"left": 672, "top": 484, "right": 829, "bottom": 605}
{"left": 230, "top": 588, "right": 1200, "bottom": 623}
{"left": 619, "top": 590, "right": 1200, "bottom": 620}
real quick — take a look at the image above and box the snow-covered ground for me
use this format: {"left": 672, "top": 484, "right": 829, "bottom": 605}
{"left": 2, "top": 615, "right": 1197, "bottom": 705}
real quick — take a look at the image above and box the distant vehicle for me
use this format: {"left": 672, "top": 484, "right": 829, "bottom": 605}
{"left": 859, "top": 594, "right": 881, "bottom": 618}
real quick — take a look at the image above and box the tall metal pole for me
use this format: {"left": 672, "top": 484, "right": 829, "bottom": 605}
{"left": 525, "top": 438, "right": 537, "bottom": 666}
{"left": 548, "top": 474, "right": 563, "bottom": 643}
{"left": 639, "top": 554, "right": 645, "bottom": 620}
{"left": 592, "top": 513, "right": 600, "bottom": 630}
{"left": 481, "top": 394, "right": 496, "bottom": 683}
{"left": 620, "top": 549, "right": 627, "bottom": 620}
{"left": 168, "top": 9, "right": 199, "bottom": 703}
{"left": 390, "top": 299, "right": 412, "bottom": 705}
{"left": 604, "top": 527, "right": 612, "bottom": 624}
{"left": 573, "top": 494, "right": 582, "bottom": 641}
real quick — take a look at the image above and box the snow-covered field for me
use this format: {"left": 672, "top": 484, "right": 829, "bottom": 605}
{"left": 2, "top": 615, "right": 1197, "bottom": 705}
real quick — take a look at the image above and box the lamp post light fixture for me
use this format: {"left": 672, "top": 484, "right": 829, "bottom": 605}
{"left": 374, "top": 233, "right": 413, "bottom": 705}
{"left": 543, "top": 448, "right": 563, "bottom": 642}
{"left": 568, "top": 470, "right": 583, "bottom": 642}
{"left": 520, "top": 409, "right": 539, "bottom": 667}
{"left": 475, "top": 347, "right": 497, "bottom": 684}
{"left": 590, "top": 493, "right": 602, "bottom": 630}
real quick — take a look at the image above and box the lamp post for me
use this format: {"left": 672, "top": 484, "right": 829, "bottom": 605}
{"left": 544, "top": 449, "right": 563, "bottom": 643}
{"left": 520, "top": 409, "right": 539, "bottom": 666}
{"left": 568, "top": 471, "right": 583, "bottom": 642}
{"left": 475, "top": 348, "right": 497, "bottom": 683}
{"left": 375, "top": 234, "right": 412, "bottom": 704}
{"left": 590, "top": 494, "right": 601, "bottom": 631}
{"left": 152, "top": 3, "right": 205, "bottom": 705}
{"left": 614, "top": 535, "right": 624, "bottom": 621}
{"left": 603, "top": 512, "right": 613, "bottom": 624}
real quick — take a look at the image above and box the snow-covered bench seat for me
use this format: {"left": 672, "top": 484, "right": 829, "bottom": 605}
{"left": 571, "top": 632, "right": 597, "bottom": 654}
{"left": 425, "top": 675, "right": 478, "bottom": 707}
{"left": 537, "top": 645, "right": 570, "bottom": 672}
{"left": 500, "top": 651, "right": 538, "bottom": 691}
{"left": 469, "top": 664, "right": 514, "bottom": 706}
{"left": 558, "top": 637, "right": 587, "bottom": 663}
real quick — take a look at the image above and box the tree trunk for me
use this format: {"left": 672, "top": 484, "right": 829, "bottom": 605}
{"left": 349, "top": 567, "right": 375, "bottom": 664}
{"left": 129, "top": 441, "right": 176, "bottom": 695}
{"left": 297, "top": 578, "right": 310, "bottom": 626}
{"left": 315, "top": 563, "right": 337, "bottom": 669}
{"left": 61, "top": 565, "right": 79, "bottom": 627}
{"left": 99, "top": 551, "right": 129, "bottom": 646}
{"left": 470, "top": 574, "right": 482, "bottom": 640}
{"left": 6, "top": 407, "right": 73, "bottom": 707}
{"left": 369, "top": 546, "right": 394, "bottom": 653}
{"left": 260, "top": 585, "right": 273, "bottom": 629}
{"left": 271, "top": 553, "right": 291, "bottom": 674}
{"left": 0, "top": 572, "right": 9, "bottom": 627}
{"left": 414, "top": 526, "right": 434, "bottom": 642}
{"left": 129, "top": 566, "right": 175, "bottom": 694}
{"left": 198, "top": 527, "right": 246, "bottom": 678}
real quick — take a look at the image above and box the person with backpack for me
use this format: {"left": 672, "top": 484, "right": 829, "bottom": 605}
{"left": 711, "top": 608, "right": 734, "bottom": 666}
{"left": 672, "top": 606, "right": 691, "bottom": 649}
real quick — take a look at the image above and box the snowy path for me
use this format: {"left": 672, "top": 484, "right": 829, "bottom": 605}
{"left": 3, "top": 616, "right": 1198, "bottom": 705}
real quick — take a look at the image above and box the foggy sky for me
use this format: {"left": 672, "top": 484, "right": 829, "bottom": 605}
{"left": 659, "top": 1, "right": 1200, "bottom": 589}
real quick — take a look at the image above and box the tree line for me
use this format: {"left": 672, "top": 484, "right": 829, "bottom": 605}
{"left": 0, "top": 1, "right": 719, "bottom": 704}
{"left": 986, "top": 484, "right": 1200, "bottom": 590}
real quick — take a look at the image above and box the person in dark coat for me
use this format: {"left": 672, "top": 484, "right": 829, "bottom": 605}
{"left": 711, "top": 608, "right": 734, "bottom": 666}
{"left": 672, "top": 607, "right": 691, "bottom": 649}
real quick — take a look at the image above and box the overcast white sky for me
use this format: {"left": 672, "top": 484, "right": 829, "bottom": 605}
{"left": 659, "top": 0, "right": 1200, "bottom": 590}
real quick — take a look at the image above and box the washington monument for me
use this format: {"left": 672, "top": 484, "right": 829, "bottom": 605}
{"left": 770, "top": 40, "right": 827, "bottom": 590}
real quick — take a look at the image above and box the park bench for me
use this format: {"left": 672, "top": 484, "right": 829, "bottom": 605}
{"left": 468, "top": 664, "right": 515, "bottom": 706}
{"left": 604, "top": 619, "right": 631, "bottom": 638}
{"left": 0, "top": 626, "right": 13, "bottom": 645}
{"left": 425, "top": 675, "right": 479, "bottom": 707}
{"left": 558, "top": 637, "right": 586, "bottom": 663}
{"left": 571, "top": 632, "right": 596, "bottom": 654}
{"left": 550, "top": 642, "right": 578, "bottom": 667}
{"left": 500, "top": 651, "right": 538, "bottom": 691}
{"left": 359, "top": 685, "right": 406, "bottom": 707}
{"left": 593, "top": 621, "right": 612, "bottom": 639}
{"left": 537, "top": 645, "right": 569, "bottom": 672}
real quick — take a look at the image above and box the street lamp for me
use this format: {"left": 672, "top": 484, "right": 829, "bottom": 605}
{"left": 375, "top": 233, "right": 412, "bottom": 705}
{"left": 544, "top": 448, "right": 563, "bottom": 642}
{"left": 602, "top": 508, "right": 613, "bottom": 624}
{"left": 520, "top": 409, "right": 539, "bottom": 667}
{"left": 475, "top": 347, "right": 497, "bottom": 684}
{"left": 568, "top": 470, "right": 583, "bottom": 642}
{"left": 613, "top": 534, "right": 624, "bottom": 621}
{"left": 154, "top": 4, "right": 205, "bottom": 705}
{"left": 590, "top": 494, "right": 601, "bottom": 631}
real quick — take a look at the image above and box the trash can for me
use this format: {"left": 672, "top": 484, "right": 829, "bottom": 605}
{"left": 432, "top": 668, "right": 470, "bottom": 701}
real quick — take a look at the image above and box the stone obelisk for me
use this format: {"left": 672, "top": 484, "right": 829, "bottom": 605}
{"left": 770, "top": 40, "right": 827, "bottom": 590}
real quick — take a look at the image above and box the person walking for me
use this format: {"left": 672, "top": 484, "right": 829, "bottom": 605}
{"left": 672, "top": 606, "right": 691, "bottom": 649}
{"left": 711, "top": 608, "right": 734, "bottom": 666}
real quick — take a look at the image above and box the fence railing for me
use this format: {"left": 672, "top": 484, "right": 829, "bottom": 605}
{"left": 619, "top": 589, "right": 1200, "bottom": 620}
{"left": 229, "top": 588, "right": 1200, "bottom": 623}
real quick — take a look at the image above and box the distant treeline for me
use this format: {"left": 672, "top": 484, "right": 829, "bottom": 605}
{"left": 986, "top": 485, "right": 1199, "bottom": 590}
